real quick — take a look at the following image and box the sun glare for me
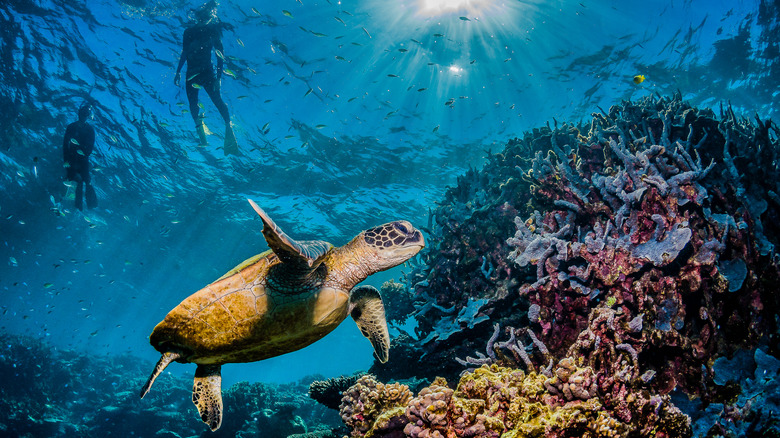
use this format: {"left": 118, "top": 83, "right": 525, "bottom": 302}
{"left": 416, "top": 0, "right": 493, "bottom": 17}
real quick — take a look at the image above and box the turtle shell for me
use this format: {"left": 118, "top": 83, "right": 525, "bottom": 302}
{"left": 149, "top": 247, "right": 350, "bottom": 365}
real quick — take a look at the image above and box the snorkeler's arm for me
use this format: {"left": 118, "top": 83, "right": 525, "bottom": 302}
{"left": 174, "top": 30, "right": 189, "bottom": 86}
{"left": 174, "top": 52, "right": 186, "bottom": 86}
{"left": 63, "top": 124, "right": 71, "bottom": 160}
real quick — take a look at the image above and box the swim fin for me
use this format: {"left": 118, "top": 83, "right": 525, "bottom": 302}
{"left": 85, "top": 183, "right": 98, "bottom": 209}
{"left": 196, "top": 122, "right": 208, "bottom": 146}
{"left": 224, "top": 124, "right": 239, "bottom": 156}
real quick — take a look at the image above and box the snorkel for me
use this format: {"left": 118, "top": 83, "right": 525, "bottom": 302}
{"left": 193, "top": 0, "right": 218, "bottom": 25}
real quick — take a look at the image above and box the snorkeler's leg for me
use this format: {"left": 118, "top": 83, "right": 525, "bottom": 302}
{"left": 204, "top": 82, "right": 238, "bottom": 155}
{"left": 83, "top": 165, "right": 97, "bottom": 209}
{"left": 85, "top": 184, "right": 97, "bottom": 209}
{"left": 204, "top": 80, "right": 230, "bottom": 124}
{"left": 186, "top": 78, "right": 208, "bottom": 145}
{"left": 75, "top": 179, "right": 84, "bottom": 211}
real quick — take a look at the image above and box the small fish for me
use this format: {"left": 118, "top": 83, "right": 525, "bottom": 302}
{"left": 311, "top": 31, "right": 327, "bottom": 37}
{"left": 70, "top": 138, "right": 80, "bottom": 145}
{"left": 633, "top": 74, "right": 645, "bottom": 84}
{"left": 334, "top": 16, "right": 345, "bottom": 25}
{"left": 251, "top": 7, "right": 262, "bottom": 15}
{"left": 215, "top": 50, "right": 225, "bottom": 60}
{"left": 459, "top": 16, "right": 470, "bottom": 21}
{"left": 433, "top": 33, "right": 444, "bottom": 37}
{"left": 223, "top": 69, "right": 237, "bottom": 78}
{"left": 335, "top": 55, "right": 347, "bottom": 61}
{"left": 236, "top": 38, "right": 245, "bottom": 47}
{"left": 315, "top": 124, "right": 326, "bottom": 129}
{"left": 433, "top": 125, "right": 440, "bottom": 133}
{"left": 262, "top": 122, "right": 270, "bottom": 132}
{"left": 191, "top": 83, "right": 202, "bottom": 89}
{"left": 362, "top": 27, "right": 371, "bottom": 38}
{"left": 282, "top": 10, "right": 293, "bottom": 17}
{"left": 304, "top": 88, "right": 313, "bottom": 97}
{"left": 417, "top": 88, "right": 427, "bottom": 92}
{"left": 348, "top": 97, "right": 357, "bottom": 102}
{"left": 284, "top": 135, "right": 295, "bottom": 139}
{"left": 44, "top": 283, "right": 53, "bottom": 289}
{"left": 9, "top": 257, "right": 18, "bottom": 266}
{"left": 398, "top": 48, "right": 408, "bottom": 52}
{"left": 387, "top": 74, "right": 399, "bottom": 78}
{"left": 237, "top": 95, "right": 248, "bottom": 99}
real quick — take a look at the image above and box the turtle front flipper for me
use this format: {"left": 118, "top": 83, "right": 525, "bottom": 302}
{"left": 349, "top": 285, "right": 390, "bottom": 363}
{"left": 193, "top": 364, "right": 223, "bottom": 431}
{"left": 247, "top": 199, "right": 333, "bottom": 268}
{"left": 140, "top": 351, "right": 181, "bottom": 398}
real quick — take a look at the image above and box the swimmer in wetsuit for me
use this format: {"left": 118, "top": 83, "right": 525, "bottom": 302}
{"left": 174, "top": 0, "right": 239, "bottom": 155}
{"left": 63, "top": 103, "right": 98, "bottom": 210}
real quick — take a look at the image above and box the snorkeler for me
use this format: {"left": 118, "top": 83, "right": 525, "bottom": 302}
{"left": 174, "top": 0, "right": 239, "bottom": 155}
{"left": 62, "top": 103, "right": 98, "bottom": 210}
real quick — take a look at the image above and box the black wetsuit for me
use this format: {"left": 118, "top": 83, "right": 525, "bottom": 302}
{"left": 63, "top": 120, "right": 96, "bottom": 209}
{"left": 180, "top": 23, "right": 230, "bottom": 124}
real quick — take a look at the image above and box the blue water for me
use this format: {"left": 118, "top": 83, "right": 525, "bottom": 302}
{"left": 1, "top": 0, "right": 776, "bottom": 393}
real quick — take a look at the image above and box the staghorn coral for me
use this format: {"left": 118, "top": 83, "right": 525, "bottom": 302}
{"left": 340, "top": 364, "right": 691, "bottom": 438}
{"left": 310, "top": 374, "right": 366, "bottom": 411}
{"left": 379, "top": 280, "right": 417, "bottom": 326}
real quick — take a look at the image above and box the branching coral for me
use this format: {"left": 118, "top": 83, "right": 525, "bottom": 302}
{"left": 309, "top": 373, "right": 365, "bottom": 410}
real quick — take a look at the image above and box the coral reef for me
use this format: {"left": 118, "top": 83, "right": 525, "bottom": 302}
{"left": 0, "top": 332, "right": 343, "bottom": 437}
{"left": 675, "top": 347, "right": 780, "bottom": 437}
{"left": 310, "top": 373, "right": 366, "bottom": 410}
{"left": 339, "top": 364, "right": 691, "bottom": 437}
{"left": 372, "top": 94, "right": 780, "bottom": 435}
{"left": 338, "top": 375, "right": 413, "bottom": 437}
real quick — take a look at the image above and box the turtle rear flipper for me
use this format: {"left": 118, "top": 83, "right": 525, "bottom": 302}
{"left": 193, "top": 364, "right": 223, "bottom": 431}
{"left": 349, "top": 285, "right": 390, "bottom": 363}
{"left": 140, "top": 351, "right": 181, "bottom": 398}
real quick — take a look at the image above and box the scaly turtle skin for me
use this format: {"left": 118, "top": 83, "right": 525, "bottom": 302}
{"left": 140, "top": 199, "right": 424, "bottom": 431}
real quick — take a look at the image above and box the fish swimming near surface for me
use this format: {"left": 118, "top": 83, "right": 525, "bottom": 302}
{"left": 633, "top": 74, "right": 645, "bottom": 84}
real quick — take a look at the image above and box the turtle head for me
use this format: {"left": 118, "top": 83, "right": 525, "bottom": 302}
{"left": 358, "top": 220, "right": 425, "bottom": 271}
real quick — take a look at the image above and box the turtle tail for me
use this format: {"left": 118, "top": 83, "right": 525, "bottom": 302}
{"left": 140, "top": 351, "right": 181, "bottom": 398}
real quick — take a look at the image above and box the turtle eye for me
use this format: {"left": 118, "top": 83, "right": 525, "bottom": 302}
{"left": 395, "top": 222, "right": 408, "bottom": 234}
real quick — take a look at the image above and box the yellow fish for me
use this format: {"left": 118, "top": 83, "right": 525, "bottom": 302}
{"left": 633, "top": 74, "right": 645, "bottom": 84}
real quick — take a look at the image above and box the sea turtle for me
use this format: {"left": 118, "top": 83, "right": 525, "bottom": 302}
{"left": 140, "top": 199, "right": 425, "bottom": 431}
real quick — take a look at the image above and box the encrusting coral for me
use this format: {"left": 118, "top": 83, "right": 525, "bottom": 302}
{"left": 338, "top": 375, "right": 413, "bottom": 437}
{"left": 339, "top": 364, "right": 691, "bottom": 438}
